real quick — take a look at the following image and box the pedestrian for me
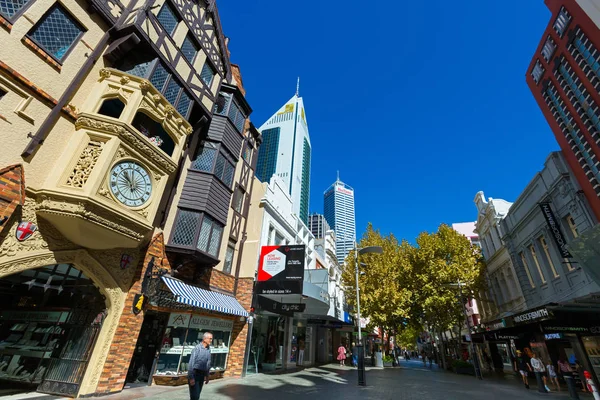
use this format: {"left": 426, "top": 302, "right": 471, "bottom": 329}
{"left": 428, "top": 351, "right": 433, "bottom": 368}
{"left": 421, "top": 349, "right": 427, "bottom": 367}
{"left": 351, "top": 342, "right": 358, "bottom": 367}
{"left": 530, "top": 353, "right": 550, "bottom": 392}
{"left": 337, "top": 342, "right": 347, "bottom": 366}
{"left": 395, "top": 345, "right": 401, "bottom": 365}
{"left": 514, "top": 349, "right": 532, "bottom": 389}
{"left": 546, "top": 360, "right": 560, "bottom": 392}
{"left": 188, "top": 331, "right": 213, "bottom": 400}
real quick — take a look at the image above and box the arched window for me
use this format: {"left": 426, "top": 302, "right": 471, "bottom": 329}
{"left": 132, "top": 112, "right": 175, "bottom": 156}
{"left": 97, "top": 98, "right": 125, "bottom": 119}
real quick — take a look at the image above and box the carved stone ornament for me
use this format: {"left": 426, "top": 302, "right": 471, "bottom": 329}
{"left": 152, "top": 94, "right": 162, "bottom": 103}
{"left": 138, "top": 99, "right": 163, "bottom": 123}
{"left": 115, "top": 146, "right": 131, "bottom": 159}
{"left": 98, "top": 186, "right": 111, "bottom": 199}
{"left": 120, "top": 76, "right": 131, "bottom": 85}
{"left": 139, "top": 80, "right": 152, "bottom": 92}
{"left": 164, "top": 105, "right": 176, "bottom": 118}
{"left": 35, "top": 197, "right": 145, "bottom": 241}
{"left": 76, "top": 117, "right": 127, "bottom": 136}
{"left": 99, "top": 69, "right": 112, "bottom": 80}
{"left": 65, "top": 141, "right": 104, "bottom": 188}
{"left": 185, "top": 126, "right": 193, "bottom": 135}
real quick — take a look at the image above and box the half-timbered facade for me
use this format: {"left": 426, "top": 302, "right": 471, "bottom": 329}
{"left": 0, "top": 0, "right": 259, "bottom": 397}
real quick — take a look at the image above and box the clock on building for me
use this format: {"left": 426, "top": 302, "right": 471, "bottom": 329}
{"left": 109, "top": 161, "right": 152, "bottom": 207}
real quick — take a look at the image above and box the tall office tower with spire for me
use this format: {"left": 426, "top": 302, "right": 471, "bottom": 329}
{"left": 324, "top": 175, "right": 356, "bottom": 264}
{"left": 256, "top": 79, "right": 311, "bottom": 223}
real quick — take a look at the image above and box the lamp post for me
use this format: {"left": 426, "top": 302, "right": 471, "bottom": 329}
{"left": 354, "top": 243, "right": 383, "bottom": 386}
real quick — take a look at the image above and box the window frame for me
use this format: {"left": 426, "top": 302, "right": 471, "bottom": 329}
{"left": 565, "top": 214, "right": 579, "bottom": 238}
{"left": 181, "top": 34, "right": 200, "bottom": 65}
{"left": 0, "top": 87, "right": 6, "bottom": 101}
{"left": 190, "top": 141, "right": 235, "bottom": 188}
{"left": 200, "top": 60, "right": 216, "bottom": 87}
{"left": 169, "top": 209, "right": 224, "bottom": 259}
{"left": 553, "top": 7, "right": 571, "bottom": 38}
{"left": 529, "top": 244, "right": 547, "bottom": 284}
{"left": 0, "top": 0, "right": 35, "bottom": 25}
{"left": 232, "top": 186, "right": 244, "bottom": 214}
{"left": 147, "top": 61, "right": 192, "bottom": 119}
{"left": 520, "top": 252, "right": 536, "bottom": 288}
{"left": 539, "top": 236, "right": 560, "bottom": 278}
{"left": 223, "top": 243, "right": 235, "bottom": 274}
{"left": 156, "top": 1, "right": 180, "bottom": 36}
{"left": 532, "top": 60, "right": 545, "bottom": 84}
{"left": 26, "top": 3, "right": 86, "bottom": 64}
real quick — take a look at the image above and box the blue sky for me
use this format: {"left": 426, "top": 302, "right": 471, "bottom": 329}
{"left": 218, "top": 0, "right": 558, "bottom": 242}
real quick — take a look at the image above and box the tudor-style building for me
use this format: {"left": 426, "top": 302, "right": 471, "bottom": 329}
{"left": 0, "top": 0, "right": 260, "bottom": 397}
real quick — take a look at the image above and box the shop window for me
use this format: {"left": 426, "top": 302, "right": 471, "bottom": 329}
{"left": 0, "top": 264, "right": 105, "bottom": 395}
{"left": 155, "top": 314, "right": 233, "bottom": 378}
{"left": 28, "top": 4, "right": 85, "bottom": 62}
{"left": 97, "top": 98, "right": 125, "bottom": 119}
{"left": 132, "top": 112, "right": 175, "bottom": 156}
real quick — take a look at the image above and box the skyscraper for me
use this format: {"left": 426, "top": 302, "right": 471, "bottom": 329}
{"left": 526, "top": 0, "right": 600, "bottom": 220}
{"left": 256, "top": 83, "right": 311, "bottom": 223}
{"left": 324, "top": 177, "right": 356, "bottom": 264}
{"left": 309, "top": 213, "right": 331, "bottom": 239}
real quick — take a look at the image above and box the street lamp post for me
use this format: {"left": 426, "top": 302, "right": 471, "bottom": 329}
{"left": 354, "top": 243, "right": 383, "bottom": 387}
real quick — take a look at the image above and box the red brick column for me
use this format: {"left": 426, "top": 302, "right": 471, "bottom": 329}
{"left": 224, "top": 277, "right": 253, "bottom": 377}
{"left": 95, "top": 233, "right": 171, "bottom": 394}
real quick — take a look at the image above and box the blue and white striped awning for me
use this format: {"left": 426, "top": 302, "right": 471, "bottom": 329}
{"left": 161, "top": 276, "right": 249, "bottom": 317}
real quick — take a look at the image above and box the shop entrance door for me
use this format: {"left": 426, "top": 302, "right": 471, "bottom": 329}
{"left": 125, "top": 311, "right": 168, "bottom": 386}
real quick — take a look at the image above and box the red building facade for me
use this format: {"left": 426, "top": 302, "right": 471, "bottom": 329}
{"left": 526, "top": 0, "right": 600, "bottom": 220}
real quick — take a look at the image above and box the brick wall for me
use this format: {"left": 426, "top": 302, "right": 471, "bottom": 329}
{"left": 95, "top": 233, "right": 171, "bottom": 394}
{"left": 224, "top": 277, "right": 253, "bottom": 377}
{"left": 0, "top": 164, "right": 25, "bottom": 235}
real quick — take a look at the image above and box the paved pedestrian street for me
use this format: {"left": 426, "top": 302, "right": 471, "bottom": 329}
{"left": 100, "top": 361, "right": 595, "bottom": 400}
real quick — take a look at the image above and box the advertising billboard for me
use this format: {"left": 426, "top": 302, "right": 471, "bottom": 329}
{"left": 256, "top": 245, "right": 305, "bottom": 295}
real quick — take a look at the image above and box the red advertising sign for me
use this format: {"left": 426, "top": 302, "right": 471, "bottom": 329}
{"left": 256, "top": 245, "right": 305, "bottom": 295}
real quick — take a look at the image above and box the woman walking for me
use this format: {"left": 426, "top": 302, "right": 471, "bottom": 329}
{"left": 337, "top": 343, "right": 347, "bottom": 367}
{"left": 351, "top": 342, "right": 358, "bottom": 367}
{"left": 546, "top": 360, "right": 560, "bottom": 392}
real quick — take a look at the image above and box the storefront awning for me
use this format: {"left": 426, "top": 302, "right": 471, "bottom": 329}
{"left": 161, "top": 276, "right": 248, "bottom": 317}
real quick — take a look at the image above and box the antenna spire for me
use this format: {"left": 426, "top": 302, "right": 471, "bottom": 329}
{"left": 337, "top": 170, "right": 340, "bottom": 181}
{"left": 296, "top": 77, "right": 300, "bottom": 97}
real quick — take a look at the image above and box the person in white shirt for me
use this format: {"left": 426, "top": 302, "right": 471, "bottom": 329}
{"left": 546, "top": 360, "right": 560, "bottom": 392}
{"left": 530, "top": 354, "right": 550, "bottom": 392}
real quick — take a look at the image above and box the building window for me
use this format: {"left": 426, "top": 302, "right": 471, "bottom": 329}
{"left": 569, "top": 28, "right": 600, "bottom": 88}
{"left": 232, "top": 187, "right": 244, "bottom": 213}
{"left": 520, "top": 252, "right": 536, "bottom": 288}
{"left": 97, "top": 98, "right": 125, "bottom": 119}
{"left": 223, "top": 244, "right": 235, "bottom": 274}
{"left": 197, "top": 214, "right": 223, "bottom": 257}
{"left": 214, "top": 152, "right": 235, "bottom": 187}
{"left": 132, "top": 112, "right": 175, "bottom": 156}
{"left": 200, "top": 62, "right": 215, "bottom": 87}
{"left": 242, "top": 142, "right": 252, "bottom": 163}
{"left": 176, "top": 91, "right": 191, "bottom": 117}
{"left": 532, "top": 60, "right": 545, "bottom": 84}
{"left": 181, "top": 35, "right": 198, "bottom": 64}
{"left": 214, "top": 93, "right": 231, "bottom": 115}
{"left": 171, "top": 210, "right": 201, "bottom": 246}
{"left": 256, "top": 127, "right": 280, "bottom": 182}
{"left": 0, "top": 88, "right": 6, "bottom": 101}
{"left": 541, "top": 36, "right": 556, "bottom": 62}
{"left": 227, "top": 101, "right": 246, "bottom": 133}
{"left": 539, "top": 236, "right": 559, "bottom": 278}
{"left": 0, "top": 0, "right": 30, "bottom": 20}
{"left": 148, "top": 63, "right": 192, "bottom": 118}
{"left": 529, "top": 245, "right": 547, "bottom": 284}
{"left": 191, "top": 141, "right": 218, "bottom": 172}
{"left": 275, "top": 232, "right": 285, "bottom": 245}
{"left": 28, "top": 4, "right": 84, "bottom": 62}
{"left": 553, "top": 7, "right": 571, "bottom": 37}
{"left": 157, "top": 2, "right": 179, "bottom": 35}
{"left": 150, "top": 63, "right": 169, "bottom": 92}
{"left": 565, "top": 214, "right": 579, "bottom": 238}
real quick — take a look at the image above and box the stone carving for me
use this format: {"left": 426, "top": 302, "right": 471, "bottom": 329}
{"left": 138, "top": 98, "right": 164, "bottom": 122}
{"left": 165, "top": 105, "right": 176, "bottom": 118}
{"left": 139, "top": 80, "right": 152, "bottom": 92}
{"left": 35, "top": 197, "right": 146, "bottom": 241}
{"left": 152, "top": 94, "right": 162, "bottom": 103}
{"left": 65, "top": 141, "right": 104, "bottom": 188}
{"left": 76, "top": 117, "right": 126, "bottom": 136}
{"left": 98, "top": 186, "right": 111, "bottom": 199}
{"left": 119, "top": 130, "right": 176, "bottom": 174}
{"left": 99, "top": 69, "right": 112, "bottom": 80}
{"left": 185, "top": 126, "right": 193, "bottom": 135}
{"left": 120, "top": 76, "right": 130, "bottom": 85}
{"left": 115, "top": 146, "right": 130, "bottom": 159}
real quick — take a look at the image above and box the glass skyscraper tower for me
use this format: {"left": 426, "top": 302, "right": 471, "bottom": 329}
{"left": 324, "top": 177, "right": 356, "bottom": 264}
{"left": 255, "top": 87, "right": 311, "bottom": 223}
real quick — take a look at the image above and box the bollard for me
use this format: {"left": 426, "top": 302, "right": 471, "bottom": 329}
{"left": 535, "top": 372, "right": 547, "bottom": 393}
{"left": 584, "top": 371, "right": 600, "bottom": 400}
{"left": 565, "top": 375, "right": 580, "bottom": 400}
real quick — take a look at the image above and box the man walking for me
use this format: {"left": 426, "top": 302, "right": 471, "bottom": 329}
{"left": 514, "top": 349, "right": 532, "bottom": 389}
{"left": 188, "top": 332, "right": 213, "bottom": 400}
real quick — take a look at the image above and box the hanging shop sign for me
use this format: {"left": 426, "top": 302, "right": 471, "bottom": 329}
{"left": 512, "top": 307, "right": 553, "bottom": 325}
{"left": 539, "top": 203, "right": 572, "bottom": 258}
{"left": 256, "top": 245, "right": 305, "bottom": 295}
{"left": 132, "top": 294, "right": 146, "bottom": 315}
{"left": 189, "top": 315, "right": 234, "bottom": 332}
{"left": 256, "top": 296, "right": 305, "bottom": 316}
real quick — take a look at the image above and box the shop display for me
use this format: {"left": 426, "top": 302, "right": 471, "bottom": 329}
{"left": 583, "top": 336, "right": 600, "bottom": 377}
{"left": 153, "top": 313, "right": 233, "bottom": 380}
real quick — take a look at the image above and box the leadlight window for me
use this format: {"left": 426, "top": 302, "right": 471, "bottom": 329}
{"left": 150, "top": 63, "right": 169, "bottom": 92}
{"left": 0, "top": 0, "right": 30, "bottom": 19}
{"left": 181, "top": 35, "right": 199, "bottom": 64}
{"left": 553, "top": 7, "right": 571, "bottom": 37}
{"left": 228, "top": 101, "right": 246, "bottom": 133}
{"left": 148, "top": 63, "right": 192, "bottom": 118}
{"left": 223, "top": 244, "right": 235, "bottom": 274}
{"left": 157, "top": 2, "right": 179, "bottom": 35}
{"left": 541, "top": 36, "right": 556, "bottom": 62}
{"left": 191, "top": 142, "right": 218, "bottom": 171}
{"left": 200, "top": 62, "right": 215, "bottom": 87}
{"left": 214, "top": 93, "right": 231, "bottom": 115}
{"left": 197, "top": 214, "right": 223, "bottom": 257}
{"left": 532, "top": 60, "right": 544, "bottom": 84}
{"left": 28, "top": 4, "right": 84, "bottom": 62}
{"left": 177, "top": 91, "right": 191, "bottom": 117}
{"left": 232, "top": 187, "right": 244, "bottom": 213}
{"left": 214, "top": 153, "right": 235, "bottom": 187}
{"left": 171, "top": 210, "right": 201, "bottom": 246}
{"left": 163, "top": 78, "right": 182, "bottom": 105}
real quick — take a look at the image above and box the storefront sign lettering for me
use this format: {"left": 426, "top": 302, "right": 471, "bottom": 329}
{"left": 539, "top": 203, "right": 572, "bottom": 258}
{"left": 545, "top": 333, "right": 564, "bottom": 340}
{"left": 189, "top": 315, "right": 233, "bottom": 332}
{"left": 1, "top": 310, "right": 65, "bottom": 323}
{"left": 168, "top": 313, "right": 191, "bottom": 328}
{"left": 513, "top": 308, "right": 551, "bottom": 324}
{"left": 485, "top": 320, "right": 507, "bottom": 330}
{"left": 544, "top": 325, "right": 589, "bottom": 333}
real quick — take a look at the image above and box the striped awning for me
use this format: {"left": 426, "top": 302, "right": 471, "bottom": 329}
{"left": 161, "top": 276, "right": 249, "bottom": 317}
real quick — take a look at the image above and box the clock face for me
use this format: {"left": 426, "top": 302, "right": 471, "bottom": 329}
{"left": 109, "top": 161, "right": 152, "bottom": 207}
